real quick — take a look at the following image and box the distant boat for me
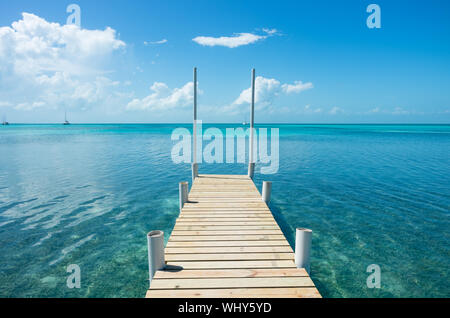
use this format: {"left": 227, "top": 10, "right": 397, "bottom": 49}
{"left": 63, "top": 111, "right": 70, "bottom": 125}
{"left": 2, "top": 116, "right": 9, "bottom": 125}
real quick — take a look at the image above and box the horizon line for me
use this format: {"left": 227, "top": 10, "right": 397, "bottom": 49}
{"left": 2, "top": 122, "right": 450, "bottom": 125}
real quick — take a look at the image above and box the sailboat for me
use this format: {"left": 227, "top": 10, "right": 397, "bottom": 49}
{"left": 242, "top": 116, "right": 247, "bottom": 126}
{"left": 2, "top": 115, "right": 9, "bottom": 125}
{"left": 63, "top": 111, "right": 70, "bottom": 125}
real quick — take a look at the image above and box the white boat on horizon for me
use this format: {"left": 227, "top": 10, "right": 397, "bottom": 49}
{"left": 63, "top": 111, "right": 70, "bottom": 125}
{"left": 2, "top": 115, "right": 9, "bottom": 125}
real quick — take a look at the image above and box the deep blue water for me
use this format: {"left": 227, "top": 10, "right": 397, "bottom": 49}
{"left": 0, "top": 124, "right": 449, "bottom": 297}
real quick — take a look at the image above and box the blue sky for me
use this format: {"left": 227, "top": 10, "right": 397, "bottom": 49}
{"left": 0, "top": 0, "right": 449, "bottom": 123}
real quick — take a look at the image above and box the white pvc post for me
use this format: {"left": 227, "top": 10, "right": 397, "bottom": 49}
{"left": 192, "top": 67, "right": 198, "bottom": 182}
{"left": 183, "top": 182, "right": 189, "bottom": 203}
{"left": 191, "top": 163, "right": 198, "bottom": 184}
{"left": 179, "top": 182, "right": 188, "bottom": 212}
{"left": 147, "top": 230, "right": 165, "bottom": 286}
{"left": 248, "top": 162, "right": 255, "bottom": 179}
{"left": 295, "top": 228, "right": 312, "bottom": 275}
{"left": 248, "top": 68, "right": 256, "bottom": 179}
{"left": 262, "top": 181, "right": 272, "bottom": 203}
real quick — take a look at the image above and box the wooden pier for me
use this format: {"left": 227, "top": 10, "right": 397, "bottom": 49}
{"left": 145, "top": 174, "right": 321, "bottom": 298}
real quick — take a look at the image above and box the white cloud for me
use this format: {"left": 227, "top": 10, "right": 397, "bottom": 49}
{"left": 282, "top": 81, "right": 314, "bottom": 94}
{"left": 126, "top": 81, "right": 194, "bottom": 111}
{"left": 144, "top": 39, "right": 167, "bottom": 45}
{"left": 361, "top": 107, "right": 417, "bottom": 115}
{"left": 262, "top": 28, "right": 278, "bottom": 35}
{"left": 225, "top": 76, "right": 312, "bottom": 114}
{"left": 233, "top": 76, "right": 281, "bottom": 106}
{"left": 193, "top": 33, "right": 264, "bottom": 48}
{"left": 303, "top": 104, "right": 322, "bottom": 114}
{"left": 192, "top": 29, "right": 278, "bottom": 48}
{"left": 15, "top": 101, "right": 45, "bottom": 111}
{"left": 391, "top": 107, "right": 410, "bottom": 115}
{"left": 328, "top": 106, "right": 343, "bottom": 115}
{"left": 0, "top": 101, "right": 12, "bottom": 107}
{"left": 0, "top": 13, "right": 125, "bottom": 111}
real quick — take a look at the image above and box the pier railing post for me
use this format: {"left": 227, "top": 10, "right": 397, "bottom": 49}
{"left": 262, "top": 181, "right": 272, "bottom": 203}
{"left": 248, "top": 68, "right": 256, "bottom": 179}
{"left": 191, "top": 163, "right": 198, "bottom": 183}
{"left": 248, "top": 162, "right": 255, "bottom": 179}
{"left": 192, "top": 67, "right": 199, "bottom": 182}
{"left": 147, "top": 230, "right": 165, "bottom": 286}
{"left": 179, "top": 181, "right": 188, "bottom": 212}
{"left": 295, "top": 228, "right": 312, "bottom": 275}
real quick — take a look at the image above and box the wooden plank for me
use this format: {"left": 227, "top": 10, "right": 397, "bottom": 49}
{"left": 182, "top": 206, "right": 269, "bottom": 210}
{"left": 168, "top": 234, "right": 286, "bottom": 241}
{"left": 173, "top": 225, "right": 280, "bottom": 231}
{"left": 165, "top": 246, "right": 293, "bottom": 254}
{"left": 179, "top": 215, "right": 272, "bottom": 218}
{"left": 175, "top": 221, "right": 277, "bottom": 226}
{"left": 188, "top": 196, "right": 262, "bottom": 200}
{"left": 176, "top": 219, "right": 277, "bottom": 223}
{"left": 146, "top": 287, "right": 321, "bottom": 298}
{"left": 166, "top": 240, "right": 290, "bottom": 247}
{"left": 182, "top": 209, "right": 271, "bottom": 212}
{"left": 181, "top": 210, "right": 270, "bottom": 213}
{"left": 150, "top": 277, "right": 315, "bottom": 289}
{"left": 166, "top": 260, "right": 297, "bottom": 269}
{"left": 193, "top": 180, "right": 256, "bottom": 186}
{"left": 188, "top": 199, "right": 262, "bottom": 202}
{"left": 177, "top": 217, "right": 275, "bottom": 221}
{"left": 198, "top": 174, "right": 250, "bottom": 179}
{"left": 171, "top": 230, "right": 283, "bottom": 236}
{"left": 195, "top": 179, "right": 253, "bottom": 183}
{"left": 187, "top": 198, "right": 262, "bottom": 201}
{"left": 180, "top": 213, "right": 272, "bottom": 216}
{"left": 187, "top": 199, "right": 264, "bottom": 203}
{"left": 151, "top": 287, "right": 318, "bottom": 298}
{"left": 190, "top": 190, "right": 258, "bottom": 193}
{"left": 190, "top": 188, "right": 258, "bottom": 192}
{"left": 165, "top": 252, "right": 294, "bottom": 261}
{"left": 189, "top": 191, "right": 259, "bottom": 195}
{"left": 183, "top": 208, "right": 269, "bottom": 211}
{"left": 181, "top": 210, "right": 271, "bottom": 214}
{"left": 195, "top": 177, "right": 252, "bottom": 180}
{"left": 153, "top": 268, "right": 308, "bottom": 279}
{"left": 177, "top": 218, "right": 276, "bottom": 222}
{"left": 190, "top": 191, "right": 257, "bottom": 194}
{"left": 183, "top": 203, "right": 267, "bottom": 208}
{"left": 189, "top": 195, "right": 261, "bottom": 198}
{"left": 178, "top": 213, "right": 272, "bottom": 221}
{"left": 190, "top": 188, "right": 259, "bottom": 192}
{"left": 182, "top": 207, "right": 269, "bottom": 210}
{"left": 175, "top": 220, "right": 279, "bottom": 226}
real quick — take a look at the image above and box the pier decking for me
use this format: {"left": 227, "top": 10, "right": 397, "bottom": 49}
{"left": 145, "top": 174, "right": 321, "bottom": 298}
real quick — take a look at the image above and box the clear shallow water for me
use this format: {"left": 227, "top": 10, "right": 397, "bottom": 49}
{"left": 0, "top": 124, "right": 449, "bottom": 297}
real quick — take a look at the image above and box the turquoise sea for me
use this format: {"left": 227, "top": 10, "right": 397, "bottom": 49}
{"left": 0, "top": 124, "right": 449, "bottom": 298}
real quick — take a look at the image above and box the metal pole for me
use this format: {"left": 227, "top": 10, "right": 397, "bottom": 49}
{"left": 192, "top": 67, "right": 198, "bottom": 182}
{"left": 248, "top": 68, "right": 256, "bottom": 178}
{"left": 147, "top": 230, "right": 165, "bottom": 286}
{"left": 295, "top": 228, "right": 312, "bottom": 275}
